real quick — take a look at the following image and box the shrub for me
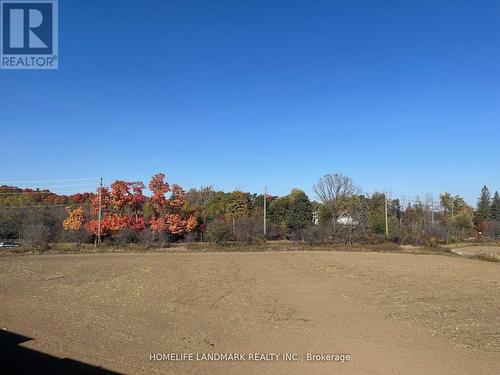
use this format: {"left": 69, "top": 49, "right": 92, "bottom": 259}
{"left": 234, "top": 217, "right": 264, "bottom": 244}
{"left": 301, "top": 225, "right": 323, "bottom": 245}
{"left": 483, "top": 222, "right": 500, "bottom": 240}
{"left": 22, "top": 224, "right": 51, "bottom": 250}
{"left": 265, "top": 222, "right": 282, "bottom": 240}
{"left": 400, "top": 225, "right": 425, "bottom": 246}
{"left": 335, "top": 225, "right": 354, "bottom": 244}
{"left": 184, "top": 231, "right": 198, "bottom": 244}
{"left": 138, "top": 228, "right": 155, "bottom": 247}
{"left": 114, "top": 228, "right": 138, "bottom": 246}
{"left": 62, "top": 228, "right": 92, "bottom": 249}
{"left": 206, "top": 220, "right": 233, "bottom": 246}
{"left": 289, "top": 229, "right": 303, "bottom": 242}
{"left": 155, "top": 230, "right": 172, "bottom": 247}
{"left": 425, "top": 236, "right": 439, "bottom": 248}
{"left": 468, "top": 253, "right": 499, "bottom": 262}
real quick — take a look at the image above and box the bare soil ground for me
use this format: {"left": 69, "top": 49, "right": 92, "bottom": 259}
{"left": 0, "top": 251, "right": 499, "bottom": 374}
{"left": 451, "top": 245, "right": 500, "bottom": 259}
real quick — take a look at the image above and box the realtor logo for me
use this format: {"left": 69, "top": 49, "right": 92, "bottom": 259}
{"left": 1, "top": 0, "right": 58, "bottom": 69}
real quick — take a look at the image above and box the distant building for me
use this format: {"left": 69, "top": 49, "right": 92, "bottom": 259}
{"left": 336, "top": 211, "right": 358, "bottom": 226}
{"left": 312, "top": 210, "right": 320, "bottom": 225}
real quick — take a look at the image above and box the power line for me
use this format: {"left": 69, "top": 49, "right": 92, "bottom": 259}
{"left": 0, "top": 177, "right": 99, "bottom": 184}
{"left": 1, "top": 183, "right": 98, "bottom": 188}
{"left": 0, "top": 191, "right": 95, "bottom": 195}
{"left": 0, "top": 203, "right": 91, "bottom": 209}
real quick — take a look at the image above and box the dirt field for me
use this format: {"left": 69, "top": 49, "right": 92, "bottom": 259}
{"left": 0, "top": 251, "right": 499, "bottom": 374}
{"left": 451, "top": 245, "right": 500, "bottom": 259}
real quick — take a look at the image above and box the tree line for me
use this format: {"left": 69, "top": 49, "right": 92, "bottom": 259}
{"left": 0, "top": 172, "right": 499, "bottom": 249}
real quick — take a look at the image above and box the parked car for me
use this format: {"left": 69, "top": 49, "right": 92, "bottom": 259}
{"left": 0, "top": 241, "right": 19, "bottom": 248}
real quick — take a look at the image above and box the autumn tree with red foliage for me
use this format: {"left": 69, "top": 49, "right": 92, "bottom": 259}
{"left": 130, "top": 182, "right": 147, "bottom": 219}
{"left": 66, "top": 173, "right": 197, "bottom": 241}
{"left": 86, "top": 186, "right": 111, "bottom": 236}
{"left": 148, "top": 173, "right": 198, "bottom": 237}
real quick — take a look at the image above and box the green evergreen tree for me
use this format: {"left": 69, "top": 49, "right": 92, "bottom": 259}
{"left": 286, "top": 189, "right": 312, "bottom": 231}
{"left": 491, "top": 191, "right": 500, "bottom": 222}
{"left": 474, "top": 185, "right": 492, "bottom": 225}
{"left": 368, "top": 192, "right": 386, "bottom": 234}
{"left": 268, "top": 196, "right": 290, "bottom": 227}
{"left": 358, "top": 195, "right": 370, "bottom": 229}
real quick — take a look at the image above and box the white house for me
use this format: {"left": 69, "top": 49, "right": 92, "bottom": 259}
{"left": 336, "top": 211, "right": 358, "bottom": 226}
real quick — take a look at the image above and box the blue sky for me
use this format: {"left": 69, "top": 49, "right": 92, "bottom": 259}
{"left": 1, "top": 0, "right": 499, "bottom": 203}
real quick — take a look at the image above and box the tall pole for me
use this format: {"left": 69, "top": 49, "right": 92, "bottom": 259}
{"left": 384, "top": 193, "right": 389, "bottom": 238}
{"left": 263, "top": 186, "right": 267, "bottom": 239}
{"left": 97, "top": 177, "right": 103, "bottom": 245}
{"left": 431, "top": 196, "right": 435, "bottom": 225}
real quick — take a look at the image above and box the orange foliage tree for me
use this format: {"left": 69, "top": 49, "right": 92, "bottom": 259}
{"left": 63, "top": 207, "right": 85, "bottom": 231}
{"left": 65, "top": 173, "right": 197, "bottom": 240}
{"left": 86, "top": 186, "right": 111, "bottom": 236}
{"left": 148, "top": 173, "right": 197, "bottom": 237}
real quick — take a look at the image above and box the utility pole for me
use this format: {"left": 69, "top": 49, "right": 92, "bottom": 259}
{"left": 97, "top": 177, "right": 103, "bottom": 245}
{"left": 431, "top": 196, "right": 435, "bottom": 225}
{"left": 263, "top": 186, "right": 267, "bottom": 239}
{"left": 384, "top": 193, "right": 389, "bottom": 238}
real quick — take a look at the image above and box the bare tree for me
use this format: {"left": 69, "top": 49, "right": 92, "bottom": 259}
{"left": 22, "top": 224, "right": 51, "bottom": 250}
{"left": 185, "top": 186, "right": 214, "bottom": 208}
{"left": 313, "top": 173, "right": 359, "bottom": 226}
{"left": 185, "top": 186, "right": 216, "bottom": 224}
